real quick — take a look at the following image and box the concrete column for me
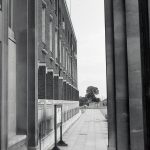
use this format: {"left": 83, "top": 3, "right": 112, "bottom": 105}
{"left": 13, "top": 0, "right": 28, "bottom": 134}
{"left": 27, "top": 0, "right": 38, "bottom": 149}
{"left": 125, "top": 0, "right": 145, "bottom": 149}
{"left": 0, "top": 1, "right": 8, "bottom": 149}
{"left": 113, "top": 0, "right": 129, "bottom": 149}
{"left": 54, "top": 75, "right": 59, "bottom": 100}
{"left": 104, "top": 1, "right": 116, "bottom": 148}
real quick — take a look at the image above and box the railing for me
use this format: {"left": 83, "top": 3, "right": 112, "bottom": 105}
{"left": 38, "top": 100, "right": 79, "bottom": 139}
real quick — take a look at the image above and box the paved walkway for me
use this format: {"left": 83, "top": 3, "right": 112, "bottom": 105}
{"left": 56, "top": 109, "right": 108, "bottom": 150}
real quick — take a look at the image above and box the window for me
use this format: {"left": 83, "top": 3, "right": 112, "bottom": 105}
{"left": 70, "top": 57, "right": 72, "bottom": 75}
{"left": 66, "top": 50, "right": 68, "bottom": 70}
{"left": 55, "top": 31, "right": 58, "bottom": 60}
{"left": 42, "top": 3, "right": 46, "bottom": 43}
{"left": 63, "top": 47, "right": 65, "bottom": 67}
{"left": 59, "top": 40, "right": 62, "bottom": 63}
{"left": 68, "top": 54, "right": 69, "bottom": 72}
{"left": 49, "top": 20, "right": 53, "bottom": 52}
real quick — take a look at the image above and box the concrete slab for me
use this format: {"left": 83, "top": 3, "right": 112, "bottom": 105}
{"left": 49, "top": 109, "right": 108, "bottom": 150}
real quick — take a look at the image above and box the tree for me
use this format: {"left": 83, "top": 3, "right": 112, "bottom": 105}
{"left": 79, "top": 96, "right": 88, "bottom": 106}
{"left": 85, "top": 86, "right": 99, "bottom": 102}
{"left": 86, "top": 86, "right": 99, "bottom": 95}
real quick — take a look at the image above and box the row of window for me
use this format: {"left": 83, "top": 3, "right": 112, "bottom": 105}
{"left": 41, "top": 1, "right": 77, "bottom": 79}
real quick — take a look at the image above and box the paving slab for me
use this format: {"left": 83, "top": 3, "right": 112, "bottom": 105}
{"left": 50, "top": 109, "right": 108, "bottom": 150}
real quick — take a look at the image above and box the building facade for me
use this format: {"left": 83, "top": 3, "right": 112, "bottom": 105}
{"left": 105, "top": 0, "right": 150, "bottom": 150}
{"left": 0, "top": 0, "right": 79, "bottom": 150}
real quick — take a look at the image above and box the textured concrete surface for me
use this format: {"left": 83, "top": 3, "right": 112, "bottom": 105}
{"left": 51, "top": 109, "right": 108, "bottom": 150}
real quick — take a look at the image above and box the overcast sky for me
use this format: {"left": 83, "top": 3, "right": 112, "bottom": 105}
{"left": 66, "top": 0, "right": 107, "bottom": 99}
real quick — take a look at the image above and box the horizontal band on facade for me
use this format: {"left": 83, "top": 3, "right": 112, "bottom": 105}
{"left": 46, "top": 68, "right": 53, "bottom": 73}
{"left": 54, "top": 74, "right": 59, "bottom": 76}
{"left": 38, "top": 62, "right": 46, "bottom": 67}
{"left": 59, "top": 76, "right": 63, "bottom": 80}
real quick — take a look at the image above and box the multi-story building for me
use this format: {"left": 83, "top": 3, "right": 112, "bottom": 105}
{"left": 0, "top": 0, "right": 79, "bottom": 150}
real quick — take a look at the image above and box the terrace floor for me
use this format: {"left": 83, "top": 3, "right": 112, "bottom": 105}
{"left": 50, "top": 109, "right": 108, "bottom": 150}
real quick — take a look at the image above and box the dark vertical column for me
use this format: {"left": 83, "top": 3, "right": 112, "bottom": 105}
{"left": 71, "top": 86, "right": 73, "bottom": 100}
{"left": 38, "top": 65, "right": 46, "bottom": 99}
{"left": 0, "top": 1, "right": 8, "bottom": 149}
{"left": 63, "top": 81, "right": 66, "bottom": 100}
{"left": 125, "top": 0, "right": 145, "bottom": 149}
{"left": 27, "top": 0, "right": 38, "bottom": 149}
{"left": 58, "top": 77, "right": 63, "bottom": 100}
{"left": 13, "top": 0, "right": 28, "bottom": 134}
{"left": 50, "top": 71, "right": 54, "bottom": 99}
{"left": 46, "top": 71, "right": 51, "bottom": 99}
{"left": 54, "top": 75, "right": 59, "bottom": 100}
{"left": 77, "top": 90, "right": 79, "bottom": 101}
{"left": 73, "top": 89, "right": 76, "bottom": 100}
{"left": 113, "top": 0, "right": 129, "bottom": 149}
{"left": 66, "top": 83, "right": 69, "bottom": 100}
{"left": 46, "top": 71, "right": 53, "bottom": 99}
{"left": 66, "top": 83, "right": 68, "bottom": 100}
{"left": 68, "top": 84, "right": 71, "bottom": 100}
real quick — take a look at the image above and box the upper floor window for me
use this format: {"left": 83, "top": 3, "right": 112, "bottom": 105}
{"left": 42, "top": 3, "right": 46, "bottom": 43}
{"left": 66, "top": 50, "right": 68, "bottom": 70}
{"left": 63, "top": 47, "right": 65, "bottom": 67}
{"left": 55, "top": 30, "right": 58, "bottom": 60}
{"left": 59, "top": 39, "right": 62, "bottom": 63}
{"left": 49, "top": 20, "right": 53, "bottom": 52}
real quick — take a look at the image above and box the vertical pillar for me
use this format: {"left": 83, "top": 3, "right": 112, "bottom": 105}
{"left": 27, "top": 0, "right": 38, "bottom": 149}
{"left": 0, "top": 1, "right": 8, "bottom": 149}
{"left": 71, "top": 86, "right": 73, "bottom": 100}
{"left": 68, "top": 84, "right": 70, "bottom": 100}
{"left": 46, "top": 70, "right": 53, "bottom": 99}
{"left": 77, "top": 90, "right": 79, "bottom": 101}
{"left": 67, "top": 83, "right": 69, "bottom": 100}
{"left": 54, "top": 75, "right": 59, "bottom": 100}
{"left": 63, "top": 81, "right": 66, "bottom": 100}
{"left": 66, "top": 83, "right": 68, "bottom": 100}
{"left": 14, "top": 0, "right": 28, "bottom": 134}
{"left": 58, "top": 77, "right": 63, "bottom": 100}
{"left": 38, "top": 65, "right": 46, "bottom": 99}
{"left": 113, "top": 0, "right": 130, "bottom": 149}
{"left": 125, "top": 0, "right": 145, "bottom": 149}
{"left": 46, "top": 71, "right": 53, "bottom": 99}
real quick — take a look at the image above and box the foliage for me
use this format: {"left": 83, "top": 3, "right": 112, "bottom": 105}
{"left": 86, "top": 86, "right": 99, "bottom": 95}
{"left": 85, "top": 86, "right": 100, "bottom": 102}
{"left": 93, "top": 97, "right": 100, "bottom": 103}
{"left": 79, "top": 96, "right": 89, "bottom": 106}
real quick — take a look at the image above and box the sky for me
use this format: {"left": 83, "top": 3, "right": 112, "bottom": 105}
{"left": 66, "top": 0, "right": 107, "bottom": 99}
